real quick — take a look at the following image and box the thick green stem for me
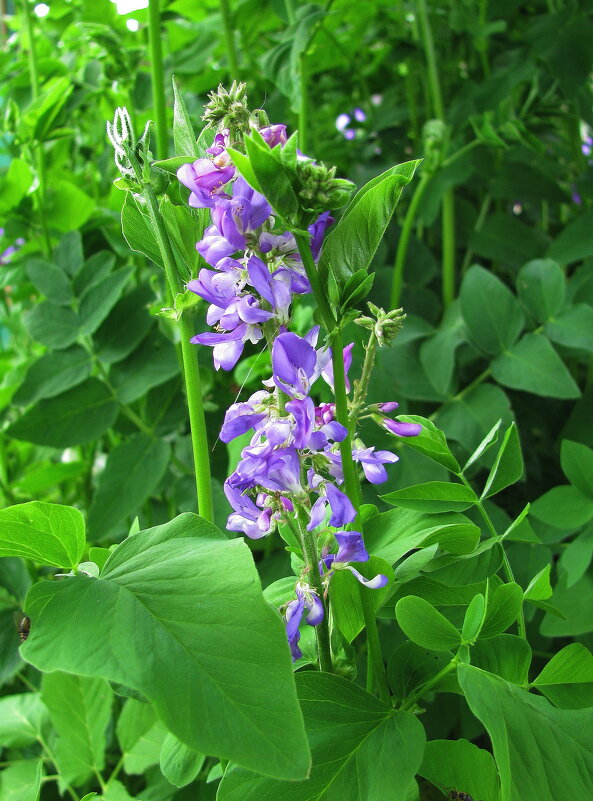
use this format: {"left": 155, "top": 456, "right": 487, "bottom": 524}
{"left": 390, "top": 171, "right": 431, "bottom": 309}
{"left": 296, "top": 508, "right": 333, "bottom": 672}
{"left": 148, "top": 0, "right": 168, "bottom": 159}
{"left": 298, "top": 54, "right": 310, "bottom": 154}
{"left": 417, "top": 0, "right": 444, "bottom": 120}
{"left": 219, "top": 0, "right": 240, "bottom": 77}
{"left": 360, "top": 584, "right": 390, "bottom": 703}
{"left": 441, "top": 188, "right": 456, "bottom": 307}
{"left": 141, "top": 183, "right": 213, "bottom": 521}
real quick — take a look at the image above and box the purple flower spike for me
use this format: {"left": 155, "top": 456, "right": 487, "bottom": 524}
{"left": 383, "top": 418, "right": 423, "bottom": 437}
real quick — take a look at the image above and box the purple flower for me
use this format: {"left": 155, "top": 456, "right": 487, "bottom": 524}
{"left": 247, "top": 256, "right": 292, "bottom": 321}
{"left": 177, "top": 158, "right": 235, "bottom": 208}
{"left": 220, "top": 390, "right": 269, "bottom": 443}
{"left": 271, "top": 330, "right": 330, "bottom": 398}
{"left": 321, "top": 531, "right": 388, "bottom": 589}
{"left": 259, "top": 124, "right": 288, "bottom": 148}
{"left": 352, "top": 446, "right": 399, "bottom": 484}
{"left": 187, "top": 268, "right": 242, "bottom": 311}
{"left": 224, "top": 480, "right": 275, "bottom": 539}
{"left": 307, "top": 483, "right": 356, "bottom": 531}
{"left": 196, "top": 225, "right": 238, "bottom": 267}
{"left": 284, "top": 582, "right": 324, "bottom": 661}
{"left": 191, "top": 297, "right": 269, "bottom": 370}
{"left": 353, "top": 107, "right": 366, "bottom": 122}
{"left": 382, "top": 418, "right": 423, "bottom": 437}
{"left": 236, "top": 442, "right": 302, "bottom": 493}
{"left": 322, "top": 342, "right": 354, "bottom": 392}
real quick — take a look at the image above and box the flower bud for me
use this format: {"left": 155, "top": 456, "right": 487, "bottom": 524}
{"left": 202, "top": 81, "right": 252, "bottom": 134}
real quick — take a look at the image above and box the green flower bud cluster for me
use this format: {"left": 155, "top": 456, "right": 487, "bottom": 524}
{"left": 355, "top": 302, "right": 406, "bottom": 346}
{"left": 296, "top": 160, "right": 355, "bottom": 213}
{"left": 422, "top": 118, "right": 448, "bottom": 172}
{"left": 202, "top": 81, "right": 252, "bottom": 134}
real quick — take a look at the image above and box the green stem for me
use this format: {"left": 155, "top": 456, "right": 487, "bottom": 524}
{"left": 390, "top": 171, "right": 431, "bottom": 309}
{"left": 219, "top": 0, "right": 240, "bottom": 77}
{"left": 461, "top": 192, "right": 491, "bottom": 274}
{"left": 417, "top": 0, "right": 444, "bottom": 120}
{"left": 296, "top": 509, "right": 333, "bottom": 672}
{"left": 401, "top": 656, "right": 458, "bottom": 711}
{"left": 453, "top": 367, "right": 491, "bottom": 402}
{"left": 349, "top": 329, "right": 379, "bottom": 427}
{"left": 360, "top": 584, "right": 390, "bottom": 704}
{"left": 141, "top": 183, "right": 213, "bottom": 521}
{"left": 148, "top": 0, "right": 168, "bottom": 159}
{"left": 331, "top": 327, "right": 362, "bottom": 513}
{"left": 441, "top": 188, "right": 456, "bottom": 307}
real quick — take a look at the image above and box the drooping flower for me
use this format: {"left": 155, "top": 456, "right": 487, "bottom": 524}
{"left": 307, "top": 483, "right": 356, "bottom": 531}
{"left": 382, "top": 418, "right": 423, "bottom": 437}
{"left": 321, "top": 531, "right": 388, "bottom": 589}
{"left": 284, "top": 582, "right": 324, "bottom": 661}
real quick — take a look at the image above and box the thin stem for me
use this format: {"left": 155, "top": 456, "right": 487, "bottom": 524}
{"left": 148, "top": 0, "right": 168, "bottom": 159}
{"left": 452, "top": 367, "right": 491, "bottom": 402}
{"left": 349, "top": 329, "right": 379, "bottom": 427}
{"left": 219, "top": 0, "right": 240, "bottom": 77}
{"left": 141, "top": 182, "right": 213, "bottom": 521}
{"left": 390, "top": 171, "right": 431, "bottom": 309}
{"left": 331, "top": 328, "right": 362, "bottom": 513}
{"left": 441, "top": 188, "right": 456, "bottom": 307}
{"left": 359, "top": 584, "right": 390, "bottom": 704}
{"left": 401, "top": 656, "right": 458, "bottom": 711}
{"left": 461, "top": 193, "right": 491, "bottom": 274}
{"left": 296, "top": 508, "right": 333, "bottom": 672}
{"left": 417, "top": 0, "right": 444, "bottom": 120}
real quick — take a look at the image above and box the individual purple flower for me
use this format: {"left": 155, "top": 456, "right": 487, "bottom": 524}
{"left": 382, "top": 418, "right": 423, "bottom": 437}
{"left": 177, "top": 158, "right": 235, "bottom": 208}
{"left": 187, "top": 268, "right": 242, "bottom": 312}
{"left": 259, "top": 124, "right": 288, "bottom": 148}
{"left": 219, "top": 390, "right": 269, "bottom": 443}
{"left": 0, "top": 229, "right": 24, "bottom": 264}
{"left": 321, "top": 531, "right": 388, "bottom": 589}
{"left": 196, "top": 225, "right": 238, "bottom": 266}
{"left": 353, "top": 107, "right": 366, "bottom": 122}
{"left": 192, "top": 295, "right": 270, "bottom": 370}
{"left": 247, "top": 256, "right": 292, "bottom": 322}
{"left": 307, "top": 483, "right": 356, "bottom": 531}
{"left": 236, "top": 442, "right": 302, "bottom": 494}
{"left": 352, "top": 446, "right": 399, "bottom": 484}
{"left": 271, "top": 330, "right": 330, "bottom": 399}
{"left": 284, "top": 582, "right": 324, "bottom": 661}
{"left": 224, "top": 479, "right": 275, "bottom": 539}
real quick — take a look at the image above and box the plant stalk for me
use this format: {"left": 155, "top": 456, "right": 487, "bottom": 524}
{"left": 219, "top": 0, "right": 240, "bottom": 77}
{"left": 390, "top": 171, "right": 431, "bottom": 309}
{"left": 148, "top": 0, "right": 168, "bottom": 159}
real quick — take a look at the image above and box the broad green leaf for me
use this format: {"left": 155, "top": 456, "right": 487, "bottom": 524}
{"left": 561, "top": 439, "right": 593, "bottom": 499}
{"left": 531, "top": 485, "right": 593, "bottom": 529}
{"left": 46, "top": 179, "right": 95, "bottom": 232}
{"left": 547, "top": 209, "right": 593, "bottom": 265}
{"left": 13, "top": 461, "right": 85, "bottom": 496}
{"left": 74, "top": 251, "right": 116, "bottom": 294}
{"left": 395, "top": 595, "right": 462, "bottom": 651}
{"left": 318, "top": 160, "right": 419, "bottom": 284}
{"left": 469, "top": 214, "right": 547, "bottom": 266}
{"left": 0, "top": 694, "right": 48, "bottom": 748}
{"left": 545, "top": 303, "right": 593, "bottom": 352}
{"left": 516, "top": 258, "right": 565, "bottom": 323}
{"left": 218, "top": 672, "right": 425, "bottom": 801}
{"left": 24, "top": 301, "right": 80, "bottom": 349}
{"left": 7, "top": 378, "right": 118, "bottom": 448}
{"left": 491, "top": 333, "right": 580, "bottom": 399}
{"left": 419, "top": 739, "right": 499, "bottom": 801}
{"left": 541, "top": 574, "right": 593, "bottom": 638}
{"left": 463, "top": 419, "right": 502, "bottom": 472}
{"left": 172, "top": 78, "right": 198, "bottom": 157}
{"left": 500, "top": 504, "right": 533, "bottom": 542}
{"left": 426, "top": 542, "right": 503, "bottom": 586}
{"left": 0, "top": 158, "right": 34, "bottom": 214}
{"left": 19, "top": 76, "right": 72, "bottom": 141}
{"left": 436, "top": 383, "right": 513, "bottom": 456}
{"left": 88, "top": 434, "right": 170, "bottom": 538}
{"left": 22, "top": 514, "right": 310, "bottom": 779}
{"left": 26, "top": 258, "right": 73, "bottom": 305}
{"left": 160, "top": 733, "right": 205, "bottom": 788}
{"left": 227, "top": 147, "right": 263, "bottom": 194}
{"left": 121, "top": 194, "right": 163, "bottom": 268}
{"left": 110, "top": 330, "right": 179, "bottom": 403}
{"left": 329, "top": 557, "right": 394, "bottom": 642}
{"left": 382, "top": 481, "right": 477, "bottom": 513}
{"left": 393, "top": 544, "right": 438, "bottom": 582}
{"left": 481, "top": 422, "right": 523, "bottom": 498}
{"left": 54, "top": 231, "right": 84, "bottom": 277}
{"left": 458, "top": 664, "right": 593, "bottom": 801}
{"left": 244, "top": 132, "right": 298, "bottom": 218}
{"left": 116, "top": 697, "right": 163, "bottom": 774}
{"left": 480, "top": 583, "right": 523, "bottom": 638}
{"left": 14, "top": 346, "right": 92, "bottom": 406}
{"left": 0, "top": 502, "right": 84, "bottom": 568}
{"left": 462, "top": 593, "right": 485, "bottom": 642}
{"left": 389, "top": 415, "right": 460, "bottom": 473}
{"left": 532, "top": 643, "right": 593, "bottom": 708}
{"left": 471, "top": 634, "right": 531, "bottom": 684}
{"left": 387, "top": 642, "right": 452, "bottom": 703}
{"left": 41, "top": 672, "right": 112, "bottom": 789}
{"left": 460, "top": 265, "right": 524, "bottom": 355}
{"left": 78, "top": 268, "right": 133, "bottom": 334}
{"left": 391, "top": 578, "right": 487, "bottom": 608}
{"left": 0, "top": 760, "right": 43, "bottom": 801}
{"left": 419, "top": 301, "right": 466, "bottom": 395}
{"left": 558, "top": 526, "right": 593, "bottom": 587}
{"left": 524, "top": 564, "right": 552, "bottom": 601}
{"left": 93, "top": 286, "right": 154, "bottom": 364}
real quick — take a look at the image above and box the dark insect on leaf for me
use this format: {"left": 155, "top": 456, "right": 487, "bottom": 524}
{"left": 448, "top": 792, "right": 482, "bottom": 801}
{"left": 16, "top": 614, "right": 31, "bottom": 642}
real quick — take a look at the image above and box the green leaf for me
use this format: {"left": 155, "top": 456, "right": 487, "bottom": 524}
{"left": 54, "top": 231, "right": 84, "bottom": 277}
{"left": 0, "top": 694, "right": 49, "bottom": 748}
{"left": 388, "top": 415, "right": 460, "bottom": 473}
{"left": 79, "top": 268, "right": 133, "bottom": 334}
{"left": 481, "top": 422, "right": 523, "bottom": 498}
{"left": 545, "top": 303, "right": 593, "bottom": 352}
{"left": 172, "top": 78, "right": 198, "bottom": 157}
{"left": 121, "top": 194, "right": 163, "bottom": 268}
{"left": 469, "top": 213, "right": 548, "bottom": 266}
{"left": 436, "top": 383, "right": 513, "bottom": 457}
{"left": 110, "top": 330, "right": 179, "bottom": 403}
{"left": 0, "top": 502, "right": 85, "bottom": 568}
{"left": 419, "top": 739, "right": 499, "bottom": 801}
{"left": 516, "top": 259, "right": 565, "bottom": 323}
{"left": 541, "top": 574, "right": 593, "bottom": 637}
{"left": 88, "top": 434, "right": 170, "bottom": 538}
{"left": 426, "top": 542, "right": 503, "bottom": 586}
{"left": 382, "top": 481, "right": 478, "bottom": 513}
{"left": 471, "top": 634, "right": 532, "bottom": 684}
{"left": 480, "top": 583, "right": 523, "bottom": 638}
{"left": 558, "top": 526, "right": 593, "bottom": 587}
{"left": 531, "top": 485, "right": 593, "bottom": 529}
{"left": 547, "top": 209, "right": 593, "bottom": 266}
{"left": 218, "top": 672, "right": 426, "bottom": 801}
{"left": 74, "top": 251, "right": 116, "bottom": 294}
{"left": 460, "top": 265, "right": 524, "bottom": 355}
{"left": 0, "top": 158, "right": 34, "bottom": 215}
{"left": 116, "top": 698, "right": 164, "bottom": 774}
{"left": 46, "top": 179, "right": 96, "bottom": 232}
{"left": 458, "top": 663, "right": 593, "bottom": 801}
{"left": 318, "top": 160, "right": 420, "bottom": 284}
{"left": 13, "top": 461, "right": 85, "bottom": 497}
{"left": 160, "top": 733, "right": 205, "bottom": 788}
{"left": 462, "top": 593, "right": 485, "bottom": 642}
{"left": 387, "top": 642, "right": 452, "bottom": 703}
{"left": 0, "top": 760, "right": 43, "bottom": 801}
{"left": 395, "top": 595, "right": 462, "bottom": 651}
{"left": 22, "top": 514, "right": 310, "bottom": 780}
{"left": 419, "top": 301, "right": 466, "bottom": 395}
{"left": 7, "top": 378, "right": 118, "bottom": 448}
{"left": 532, "top": 643, "right": 593, "bottom": 709}
{"left": 463, "top": 419, "right": 502, "bottom": 472}
{"left": 93, "top": 286, "right": 154, "bottom": 365}
{"left": 19, "top": 76, "right": 72, "bottom": 141}
{"left": 26, "top": 258, "right": 73, "bottom": 305}
{"left": 41, "top": 672, "right": 112, "bottom": 789}
{"left": 244, "top": 133, "right": 298, "bottom": 218}
{"left": 492, "top": 333, "right": 581, "bottom": 398}
{"left": 153, "top": 156, "right": 195, "bottom": 174}
{"left": 24, "top": 301, "right": 80, "bottom": 349}
{"left": 329, "top": 557, "right": 394, "bottom": 642}
{"left": 13, "top": 346, "right": 92, "bottom": 406}
{"left": 561, "top": 439, "right": 593, "bottom": 499}
{"left": 227, "top": 147, "right": 263, "bottom": 194}
{"left": 524, "top": 564, "right": 552, "bottom": 601}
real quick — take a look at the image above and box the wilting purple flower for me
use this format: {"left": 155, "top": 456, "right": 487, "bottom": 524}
{"left": 177, "top": 158, "right": 235, "bottom": 208}
{"left": 382, "top": 418, "right": 423, "bottom": 437}
{"left": 307, "top": 483, "right": 356, "bottom": 530}
{"left": 271, "top": 330, "right": 330, "bottom": 398}
{"left": 321, "top": 531, "right": 388, "bottom": 589}
{"left": 285, "top": 582, "right": 324, "bottom": 661}
{"left": 352, "top": 446, "right": 399, "bottom": 484}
